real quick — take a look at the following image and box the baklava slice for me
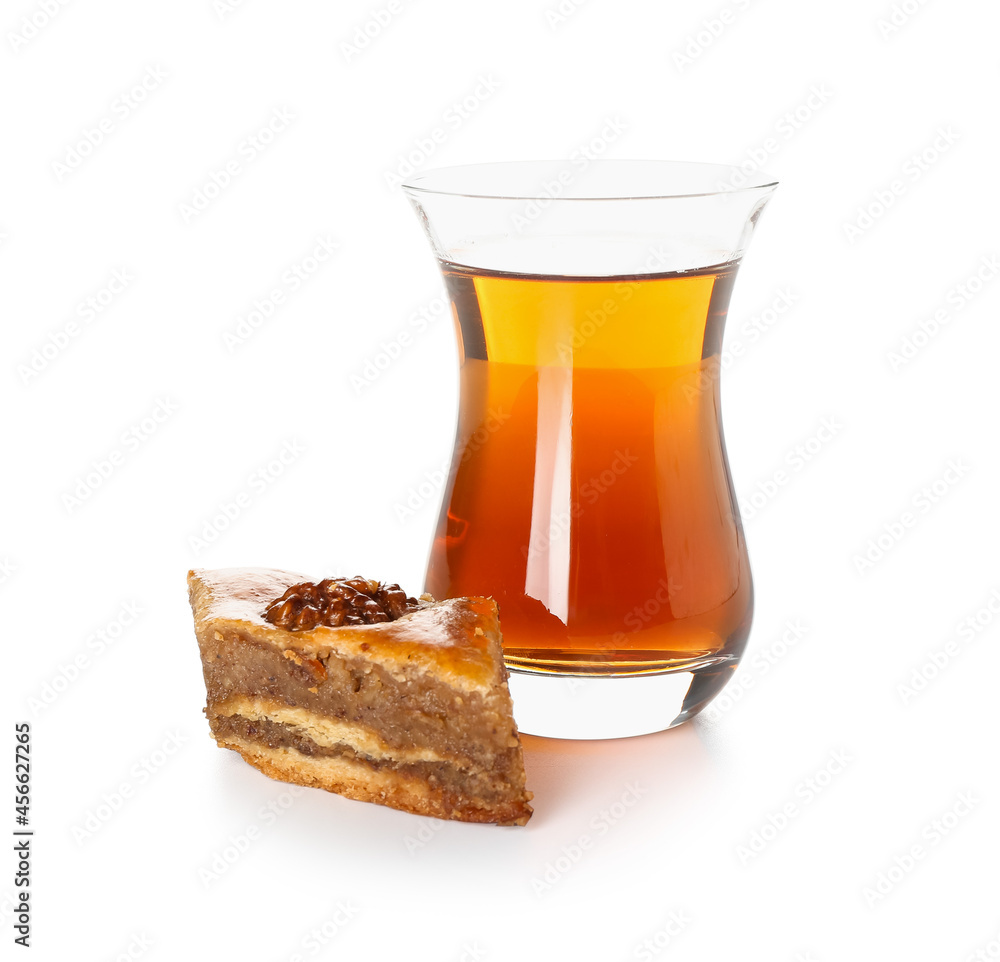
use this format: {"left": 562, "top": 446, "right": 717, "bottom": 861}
{"left": 187, "top": 568, "right": 532, "bottom": 825}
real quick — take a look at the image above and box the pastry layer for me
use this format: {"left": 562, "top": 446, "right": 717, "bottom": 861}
{"left": 212, "top": 696, "right": 451, "bottom": 764}
{"left": 212, "top": 712, "right": 524, "bottom": 804}
{"left": 189, "top": 567, "right": 500, "bottom": 692}
{"left": 219, "top": 735, "right": 533, "bottom": 826}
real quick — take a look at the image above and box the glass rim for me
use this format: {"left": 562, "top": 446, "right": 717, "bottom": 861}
{"left": 401, "top": 159, "right": 778, "bottom": 202}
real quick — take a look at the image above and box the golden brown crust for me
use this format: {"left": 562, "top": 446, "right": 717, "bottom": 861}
{"left": 188, "top": 567, "right": 502, "bottom": 693}
{"left": 219, "top": 735, "right": 532, "bottom": 826}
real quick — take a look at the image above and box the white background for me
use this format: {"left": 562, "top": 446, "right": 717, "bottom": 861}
{"left": 3, "top": 0, "right": 1000, "bottom": 959}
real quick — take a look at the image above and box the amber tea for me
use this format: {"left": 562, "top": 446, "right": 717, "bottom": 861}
{"left": 425, "top": 262, "right": 752, "bottom": 675}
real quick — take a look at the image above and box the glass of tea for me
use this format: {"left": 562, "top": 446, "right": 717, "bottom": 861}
{"left": 403, "top": 161, "right": 777, "bottom": 739}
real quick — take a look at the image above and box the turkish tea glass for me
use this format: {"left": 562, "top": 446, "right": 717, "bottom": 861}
{"left": 403, "top": 160, "right": 777, "bottom": 738}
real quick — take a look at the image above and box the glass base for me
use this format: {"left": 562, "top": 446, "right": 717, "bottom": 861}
{"left": 506, "top": 660, "right": 737, "bottom": 739}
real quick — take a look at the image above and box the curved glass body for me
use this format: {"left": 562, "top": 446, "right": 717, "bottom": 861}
{"left": 403, "top": 161, "right": 776, "bottom": 735}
